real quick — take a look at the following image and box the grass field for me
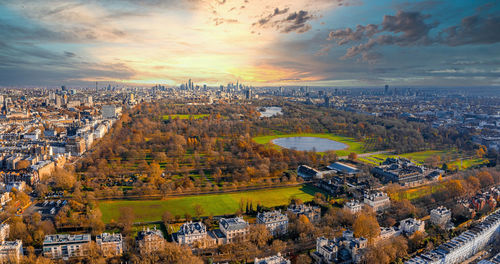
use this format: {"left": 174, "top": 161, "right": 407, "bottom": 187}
{"left": 358, "top": 149, "right": 488, "bottom": 170}
{"left": 99, "top": 185, "right": 321, "bottom": 223}
{"left": 252, "top": 133, "right": 366, "bottom": 156}
{"left": 161, "top": 114, "right": 209, "bottom": 120}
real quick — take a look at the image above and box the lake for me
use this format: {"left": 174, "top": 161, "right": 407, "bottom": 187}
{"left": 259, "top": 106, "right": 282, "bottom": 117}
{"left": 272, "top": 137, "right": 347, "bottom": 152}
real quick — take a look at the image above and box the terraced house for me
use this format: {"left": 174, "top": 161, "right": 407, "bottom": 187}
{"left": 406, "top": 209, "right": 500, "bottom": 264}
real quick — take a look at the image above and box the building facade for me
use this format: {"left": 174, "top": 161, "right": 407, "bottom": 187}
{"left": 430, "top": 206, "right": 452, "bottom": 228}
{"left": 96, "top": 233, "right": 123, "bottom": 257}
{"left": 136, "top": 228, "right": 166, "bottom": 254}
{"left": 174, "top": 221, "right": 213, "bottom": 247}
{"left": 400, "top": 218, "right": 425, "bottom": 236}
{"left": 363, "top": 191, "right": 391, "bottom": 212}
{"left": 257, "top": 210, "right": 289, "bottom": 236}
{"left": 219, "top": 217, "right": 249, "bottom": 243}
{"left": 43, "top": 234, "right": 91, "bottom": 259}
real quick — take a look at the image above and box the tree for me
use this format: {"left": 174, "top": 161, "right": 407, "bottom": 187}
{"left": 270, "top": 239, "right": 286, "bottom": 254}
{"left": 248, "top": 224, "right": 271, "bottom": 248}
{"left": 477, "top": 171, "right": 494, "bottom": 188}
{"left": 50, "top": 167, "right": 76, "bottom": 190}
{"left": 348, "top": 152, "right": 358, "bottom": 160}
{"left": 162, "top": 210, "right": 173, "bottom": 226}
{"left": 353, "top": 213, "right": 380, "bottom": 242}
{"left": 88, "top": 208, "right": 105, "bottom": 236}
{"left": 118, "top": 207, "right": 135, "bottom": 234}
{"left": 193, "top": 204, "right": 204, "bottom": 220}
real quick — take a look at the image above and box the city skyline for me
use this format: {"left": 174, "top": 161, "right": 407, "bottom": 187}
{"left": 0, "top": 0, "right": 499, "bottom": 87}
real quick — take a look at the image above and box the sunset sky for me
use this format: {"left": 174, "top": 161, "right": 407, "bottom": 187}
{"left": 0, "top": 0, "right": 499, "bottom": 87}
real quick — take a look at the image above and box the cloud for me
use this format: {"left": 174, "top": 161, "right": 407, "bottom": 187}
{"left": 328, "top": 10, "right": 438, "bottom": 60}
{"left": 439, "top": 14, "right": 500, "bottom": 46}
{"left": 254, "top": 7, "right": 289, "bottom": 26}
{"left": 328, "top": 7, "right": 500, "bottom": 61}
{"left": 64, "top": 51, "right": 76, "bottom": 57}
{"left": 280, "top": 10, "right": 313, "bottom": 33}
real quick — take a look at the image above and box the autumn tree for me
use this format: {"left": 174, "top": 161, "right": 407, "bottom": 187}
{"left": 118, "top": 207, "right": 135, "bottom": 234}
{"left": 348, "top": 152, "right": 358, "bottom": 160}
{"left": 162, "top": 210, "right": 173, "bottom": 226}
{"left": 248, "top": 224, "right": 271, "bottom": 248}
{"left": 353, "top": 213, "right": 380, "bottom": 242}
{"left": 193, "top": 204, "right": 204, "bottom": 220}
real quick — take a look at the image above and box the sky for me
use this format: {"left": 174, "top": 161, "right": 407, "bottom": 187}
{"left": 0, "top": 0, "right": 499, "bottom": 87}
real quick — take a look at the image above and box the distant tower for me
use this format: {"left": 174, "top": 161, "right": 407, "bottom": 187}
{"left": 384, "top": 84, "right": 389, "bottom": 94}
{"left": 96, "top": 81, "right": 98, "bottom": 92}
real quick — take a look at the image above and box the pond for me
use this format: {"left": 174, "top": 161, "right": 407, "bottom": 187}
{"left": 259, "top": 106, "right": 282, "bottom": 118}
{"left": 272, "top": 137, "right": 347, "bottom": 152}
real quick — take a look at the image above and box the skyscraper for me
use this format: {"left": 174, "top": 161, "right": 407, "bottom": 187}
{"left": 384, "top": 84, "right": 389, "bottom": 95}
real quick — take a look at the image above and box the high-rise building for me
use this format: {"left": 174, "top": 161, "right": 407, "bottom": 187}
{"left": 384, "top": 84, "right": 389, "bottom": 94}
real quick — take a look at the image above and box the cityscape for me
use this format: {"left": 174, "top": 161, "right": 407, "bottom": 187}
{"left": 0, "top": 0, "right": 499, "bottom": 264}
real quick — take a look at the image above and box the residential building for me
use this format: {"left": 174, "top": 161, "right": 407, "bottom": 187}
{"left": 136, "top": 227, "right": 166, "bottom": 254}
{"left": 96, "top": 233, "right": 123, "bottom": 257}
{"left": 257, "top": 210, "right": 289, "bottom": 236}
{"left": 377, "top": 226, "right": 400, "bottom": 241}
{"left": 219, "top": 217, "right": 249, "bottom": 243}
{"left": 0, "top": 224, "right": 9, "bottom": 242}
{"left": 287, "top": 204, "right": 321, "bottom": 222}
{"left": 363, "top": 191, "right": 391, "bottom": 212}
{"left": 255, "top": 253, "right": 291, "bottom": 264}
{"left": 43, "top": 234, "right": 91, "bottom": 259}
{"left": 406, "top": 209, "right": 500, "bottom": 264}
{"left": 400, "top": 218, "right": 425, "bottom": 236}
{"left": 344, "top": 200, "right": 362, "bottom": 214}
{"left": 311, "top": 230, "right": 367, "bottom": 264}
{"left": 430, "top": 206, "right": 452, "bottom": 228}
{"left": 0, "top": 240, "right": 22, "bottom": 262}
{"left": 174, "top": 221, "right": 214, "bottom": 247}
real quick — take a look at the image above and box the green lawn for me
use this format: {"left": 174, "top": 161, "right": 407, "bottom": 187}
{"left": 99, "top": 185, "right": 321, "bottom": 223}
{"left": 161, "top": 114, "right": 209, "bottom": 120}
{"left": 252, "top": 133, "right": 366, "bottom": 156}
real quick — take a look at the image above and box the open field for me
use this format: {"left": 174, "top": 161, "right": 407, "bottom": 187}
{"left": 252, "top": 133, "right": 366, "bottom": 156}
{"left": 99, "top": 185, "right": 321, "bottom": 223}
{"left": 358, "top": 149, "right": 488, "bottom": 170}
{"left": 161, "top": 114, "right": 209, "bottom": 120}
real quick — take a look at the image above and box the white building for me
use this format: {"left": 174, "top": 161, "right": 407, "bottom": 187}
{"left": 312, "top": 230, "right": 367, "bottom": 264}
{"left": 256, "top": 210, "right": 288, "bottom": 236}
{"left": 0, "top": 240, "right": 22, "bottom": 262}
{"left": 344, "top": 200, "right": 362, "bottom": 214}
{"left": 43, "top": 234, "right": 91, "bottom": 259}
{"left": 0, "top": 224, "right": 9, "bottom": 243}
{"left": 400, "top": 218, "right": 425, "bottom": 236}
{"left": 96, "top": 233, "right": 123, "bottom": 257}
{"left": 430, "top": 206, "right": 452, "bottom": 228}
{"left": 363, "top": 191, "right": 391, "bottom": 212}
{"left": 406, "top": 210, "right": 500, "bottom": 264}
{"left": 174, "top": 221, "right": 213, "bottom": 247}
{"left": 255, "top": 253, "right": 291, "bottom": 264}
{"left": 219, "top": 217, "right": 249, "bottom": 243}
